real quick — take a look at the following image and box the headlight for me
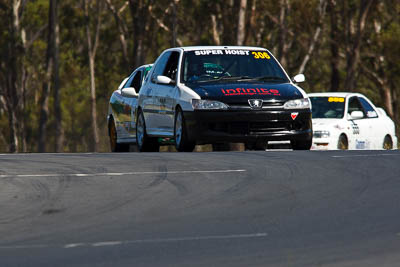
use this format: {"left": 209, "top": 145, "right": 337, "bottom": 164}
{"left": 192, "top": 99, "right": 228, "bottom": 110}
{"left": 284, "top": 98, "right": 310, "bottom": 109}
{"left": 313, "top": 130, "right": 330, "bottom": 138}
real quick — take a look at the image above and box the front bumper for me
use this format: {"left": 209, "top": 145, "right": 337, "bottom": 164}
{"left": 183, "top": 109, "right": 312, "bottom": 144}
{"left": 311, "top": 137, "right": 334, "bottom": 150}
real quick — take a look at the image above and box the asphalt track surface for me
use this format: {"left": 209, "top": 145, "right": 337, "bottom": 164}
{"left": 1, "top": 150, "right": 400, "bottom": 267}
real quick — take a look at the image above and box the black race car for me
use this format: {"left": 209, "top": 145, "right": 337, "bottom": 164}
{"left": 133, "top": 46, "right": 312, "bottom": 151}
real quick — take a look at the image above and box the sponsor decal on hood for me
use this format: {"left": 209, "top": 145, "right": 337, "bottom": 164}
{"left": 187, "top": 81, "right": 302, "bottom": 104}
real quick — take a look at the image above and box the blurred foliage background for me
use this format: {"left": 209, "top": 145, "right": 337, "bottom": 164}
{"left": 0, "top": 0, "right": 399, "bottom": 152}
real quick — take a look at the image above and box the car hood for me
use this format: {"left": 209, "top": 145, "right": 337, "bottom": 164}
{"left": 186, "top": 81, "right": 303, "bottom": 104}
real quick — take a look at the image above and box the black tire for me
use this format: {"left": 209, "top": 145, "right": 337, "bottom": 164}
{"left": 109, "top": 118, "right": 129, "bottom": 152}
{"left": 174, "top": 108, "right": 195, "bottom": 152}
{"left": 337, "top": 134, "right": 348, "bottom": 150}
{"left": 291, "top": 138, "right": 312, "bottom": 150}
{"left": 383, "top": 135, "right": 393, "bottom": 150}
{"left": 136, "top": 110, "right": 159, "bottom": 152}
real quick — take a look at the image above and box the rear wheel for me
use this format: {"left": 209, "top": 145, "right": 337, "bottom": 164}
{"left": 174, "top": 108, "right": 195, "bottom": 152}
{"left": 383, "top": 135, "right": 393, "bottom": 150}
{"left": 109, "top": 118, "right": 129, "bottom": 152}
{"left": 337, "top": 134, "right": 348, "bottom": 150}
{"left": 136, "top": 110, "right": 159, "bottom": 152}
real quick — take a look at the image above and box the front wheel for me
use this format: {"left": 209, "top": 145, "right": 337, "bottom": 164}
{"left": 174, "top": 108, "right": 195, "bottom": 152}
{"left": 337, "top": 134, "right": 348, "bottom": 150}
{"left": 136, "top": 110, "right": 159, "bottom": 152}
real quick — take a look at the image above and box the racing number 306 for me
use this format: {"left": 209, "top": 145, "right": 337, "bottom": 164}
{"left": 252, "top": 51, "right": 270, "bottom": 59}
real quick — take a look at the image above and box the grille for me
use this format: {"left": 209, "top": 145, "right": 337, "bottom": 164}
{"left": 210, "top": 121, "right": 294, "bottom": 135}
{"left": 228, "top": 100, "right": 285, "bottom": 109}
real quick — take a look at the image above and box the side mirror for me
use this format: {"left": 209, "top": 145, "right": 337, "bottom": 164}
{"left": 118, "top": 77, "right": 129, "bottom": 90}
{"left": 156, "top": 75, "right": 174, "bottom": 85}
{"left": 293, "top": 74, "right": 305, "bottom": 83}
{"left": 121, "top": 87, "right": 137, "bottom": 97}
{"left": 350, "top": 111, "right": 364, "bottom": 120}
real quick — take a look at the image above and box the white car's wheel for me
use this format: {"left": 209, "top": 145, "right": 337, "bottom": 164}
{"left": 337, "top": 134, "right": 348, "bottom": 150}
{"left": 383, "top": 135, "right": 393, "bottom": 150}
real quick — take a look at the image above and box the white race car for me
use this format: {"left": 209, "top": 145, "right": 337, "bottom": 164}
{"left": 309, "top": 92, "right": 397, "bottom": 150}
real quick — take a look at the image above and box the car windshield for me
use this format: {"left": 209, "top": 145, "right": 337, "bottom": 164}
{"left": 181, "top": 49, "right": 289, "bottom": 83}
{"left": 310, "top": 96, "right": 345, "bottom": 119}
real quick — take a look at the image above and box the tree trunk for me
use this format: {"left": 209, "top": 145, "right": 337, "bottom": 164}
{"left": 328, "top": 0, "right": 340, "bottom": 92}
{"left": 105, "top": 0, "right": 130, "bottom": 68}
{"left": 6, "top": 102, "right": 19, "bottom": 153}
{"left": 85, "top": 0, "right": 101, "bottom": 152}
{"left": 6, "top": 0, "right": 23, "bottom": 152}
{"left": 211, "top": 14, "right": 221, "bottom": 45}
{"left": 53, "top": 0, "right": 63, "bottom": 152}
{"left": 129, "top": 0, "right": 151, "bottom": 67}
{"left": 39, "top": 0, "right": 56, "bottom": 152}
{"left": 343, "top": 0, "right": 376, "bottom": 91}
{"left": 277, "top": 0, "right": 290, "bottom": 68}
{"left": 236, "top": 0, "right": 247, "bottom": 45}
{"left": 171, "top": 0, "right": 178, "bottom": 47}
{"left": 89, "top": 55, "right": 100, "bottom": 152}
{"left": 298, "top": 0, "right": 327, "bottom": 74}
{"left": 382, "top": 85, "right": 394, "bottom": 118}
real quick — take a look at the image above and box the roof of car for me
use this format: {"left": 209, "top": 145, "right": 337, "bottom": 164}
{"left": 175, "top": 46, "right": 267, "bottom": 51}
{"left": 308, "top": 92, "right": 365, "bottom": 98}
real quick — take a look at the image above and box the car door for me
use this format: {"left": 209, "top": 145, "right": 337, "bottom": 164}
{"left": 358, "top": 96, "right": 381, "bottom": 148}
{"left": 121, "top": 69, "right": 143, "bottom": 137}
{"left": 141, "top": 52, "right": 172, "bottom": 134}
{"left": 347, "top": 96, "right": 370, "bottom": 149}
{"left": 156, "top": 51, "right": 180, "bottom": 134}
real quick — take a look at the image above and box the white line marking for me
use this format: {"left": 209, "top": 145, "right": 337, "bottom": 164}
{"left": 0, "top": 232, "right": 267, "bottom": 250}
{"left": 64, "top": 243, "right": 85, "bottom": 248}
{"left": 0, "top": 169, "right": 246, "bottom": 178}
{"left": 332, "top": 154, "right": 399, "bottom": 158}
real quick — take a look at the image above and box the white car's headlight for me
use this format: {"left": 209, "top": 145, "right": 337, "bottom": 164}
{"left": 192, "top": 99, "right": 228, "bottom": 110}
{"left": 284, "top": 98, "right": 310, "bottom": 109}
{"left": 313, "top": 130, "right": 330, "bottom": 138}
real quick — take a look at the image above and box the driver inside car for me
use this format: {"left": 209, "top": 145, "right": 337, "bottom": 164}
{"left": 187, "top": 59, "right": 206, "bottom": 82}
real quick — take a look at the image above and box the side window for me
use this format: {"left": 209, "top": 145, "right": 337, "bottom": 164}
{"left": 122, "top": 72, "right": 135, "bottom": 89}
{"left": 151, "top": 51, "right": 172, "bottom": 82}
{"left": 131, "top": 70, "right": 142, "bottom": 93}
{"left": 163, "top": 51, "right": 180, "bottom": 81}
{"left": 348, "top": 97, "right": 365, "bottom": 117}
{"left": 359, "top": 97, "right": 378, "bottom": 118}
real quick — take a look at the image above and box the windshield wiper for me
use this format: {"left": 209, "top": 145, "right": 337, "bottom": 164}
{"left": 214, "top": 75, "right": 252, "bottom": 81}
{"left": 254, "top": 76, "right": 287, "bottom": 81}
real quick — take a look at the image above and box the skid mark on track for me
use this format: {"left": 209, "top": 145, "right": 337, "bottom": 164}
{"left": 146, "top": 164, "right": 190, "bottom": 195}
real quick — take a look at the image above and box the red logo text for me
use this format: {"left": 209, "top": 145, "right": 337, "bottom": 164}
{"left": 221, "top": 88, "right": 280, "bottom": 96}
